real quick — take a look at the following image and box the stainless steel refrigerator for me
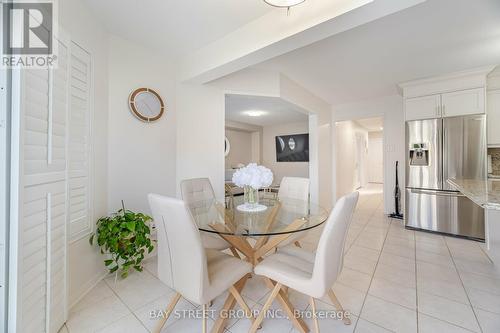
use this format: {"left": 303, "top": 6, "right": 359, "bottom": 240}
{"left": 405, "top": 115, "right": 486, "bottom": 241}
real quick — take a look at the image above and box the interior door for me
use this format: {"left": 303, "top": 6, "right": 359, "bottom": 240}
{"left": 441, "top": 88, "right": 485, "bottom": 117}
{"left": 443, "top": 115, "right": 486, "bottom": 191}
{"left": 405, "top": 94, "right": 441, "bottom": 121}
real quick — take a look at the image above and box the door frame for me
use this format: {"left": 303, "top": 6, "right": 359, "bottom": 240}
{"left": 1, "top": 1, "right": 13, "bottom": 329}
{"left": 0, "top": 66, "right": 9, "bottom": 333}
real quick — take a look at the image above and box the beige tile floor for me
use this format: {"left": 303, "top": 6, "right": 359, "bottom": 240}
{"left": 64, "top": 185, "right": 500, "bottom": 333}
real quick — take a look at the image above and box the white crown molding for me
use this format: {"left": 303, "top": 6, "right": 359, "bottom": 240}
{"left": 398, "top": 65, "right": 497, "bottom": 98}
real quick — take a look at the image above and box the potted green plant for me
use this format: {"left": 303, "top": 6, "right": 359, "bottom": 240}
{"left": 89, "top": 202, "right": 155, "bottom": 278}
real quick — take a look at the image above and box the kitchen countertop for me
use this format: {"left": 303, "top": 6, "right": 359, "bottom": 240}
{"left": 448, "top": 178, "right": 500, "bottom": 210}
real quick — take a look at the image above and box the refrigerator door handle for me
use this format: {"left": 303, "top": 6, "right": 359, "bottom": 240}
{"left": 438, "top": 118, "right": 444, "bottom": 188}
{"left": 410, "top": 189, "right": 465, "bottom": 197}
{"left": 442, "top": 120, "right": 446, "bottom": 189}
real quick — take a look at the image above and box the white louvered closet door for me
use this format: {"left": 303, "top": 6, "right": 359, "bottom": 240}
{"left": 68, "top": 42, "right": 92, "bottom": 241}
{"left": 18, "top": 37, "right": 69, "bottom": 333}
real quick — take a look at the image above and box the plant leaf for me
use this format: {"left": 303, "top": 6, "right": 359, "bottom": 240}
{"left": 124, "top": 221, "right": 136, "bottom": 232}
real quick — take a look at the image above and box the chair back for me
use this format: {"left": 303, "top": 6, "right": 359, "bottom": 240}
{"left": 148, "top": 194, "right": 208, "bottom": 304}
{"left": 181, "top": 178, "right": 216, "bottom": 203}
{"left": 312, "top": 192, "right": 359, "bottom": 296}
{"left": 278, "top": 177, "right": 310, "bottom": 218}
{"left": 278, "top": 177, "right": 310, "bottom": 202}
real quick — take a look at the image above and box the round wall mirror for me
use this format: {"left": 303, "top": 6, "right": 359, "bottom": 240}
{"left": 129, "top": 88, "right": 165, "bottom": 122}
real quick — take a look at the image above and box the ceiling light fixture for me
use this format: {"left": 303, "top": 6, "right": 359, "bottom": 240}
{"left": 244, "top": 110, "right": 267, "bottom": 117}
{"left": 264, "top": 0, "right": 305, "bottom": 14}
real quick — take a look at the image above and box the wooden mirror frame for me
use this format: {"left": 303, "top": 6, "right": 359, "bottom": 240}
{"left": 129, "top": 87, "right": 165, "bottom": 122}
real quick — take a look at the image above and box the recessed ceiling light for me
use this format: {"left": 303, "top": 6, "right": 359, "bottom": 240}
{"left": 244, "top": 110, "right": 267, "bottom": 117}
{"left": 264, "top": 0, "right": 305, "bottom": 8}
{"left": 380, "top": 127, "right": 384, "bottom": 131}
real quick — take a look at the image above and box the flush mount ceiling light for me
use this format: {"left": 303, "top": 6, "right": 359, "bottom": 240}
{"left": 264, "top": 0, "right": 305, "bottom": 9}
{"left": 244, "top": 110, "right": 268, "bottom": 117}
{"left": 264, "top": 0, "right": 305, "bottom": 8}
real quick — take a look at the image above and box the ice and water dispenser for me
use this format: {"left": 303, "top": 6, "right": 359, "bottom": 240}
{"left": 409, "top": 143, "right": 429, "bottom": 166}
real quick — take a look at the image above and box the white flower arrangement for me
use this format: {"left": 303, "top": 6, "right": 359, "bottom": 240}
{"left": 232, "top": 163, "right": 273, "bottom": 190}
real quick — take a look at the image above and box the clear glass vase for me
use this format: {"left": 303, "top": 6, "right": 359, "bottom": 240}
{"left": 244, "top": 186, "right": 259, "bottom": 207}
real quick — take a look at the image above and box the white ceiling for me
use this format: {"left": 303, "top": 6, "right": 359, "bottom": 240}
{"left": 82, "top": 0, "right": 271, "bottom": 58}
{"left": 225, "top": 94, "right": 308, "bottom": 127}
{"left": 254, "top": 0, "right": 500, "bottom": 105}
{"left": 355, "top": 117, "right": 384, "bottom": 132}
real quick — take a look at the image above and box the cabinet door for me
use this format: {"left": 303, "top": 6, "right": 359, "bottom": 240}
{"left": 441, "top": 88, "right": 485, "bottom": 117}
{"left": 488, "top": 90, "right": 500, "bottom": 146}
{"left": 405, "top": 94, "right": 441, "bottom": 121}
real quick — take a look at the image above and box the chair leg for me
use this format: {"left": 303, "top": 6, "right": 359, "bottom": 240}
{"left": 229, "top": 286, "right": 260, "bottom": 328}
{"left": 154, "top": 293, "right": 182, "bottom": 333}
{"left": 327, "top": 289, "right": 351, "bottom": 325}
{"left": 202, "top": 304, "right": 207, "bottom": 333}
{"left": 249, "top": 283, "right": 282, "bottom": 333}
{"left": 309, "top": 297, "right": 320, "bottom": 333}
{"left": 294, "top": 241, "right": 302, "bottom": 248}
{"left": 229, "top": 247, "right": 241, "bottom": 259}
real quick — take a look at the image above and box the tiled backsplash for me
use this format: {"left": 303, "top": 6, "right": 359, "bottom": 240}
{"left": 488, "top": 148, "right": 500, "bottom": 176}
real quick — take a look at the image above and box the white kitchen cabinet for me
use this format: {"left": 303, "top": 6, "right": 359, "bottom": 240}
{"left": 441, "top": 88, "right": 485, "bottom": 117}
{"left": 401, "top": 67, "right": 493, "bottom": 122}
{"left": 488, "top": 89, "right": 500, "bottom": 146}
{"left": 405, "top": 94, "right": 441, "bottom": 121}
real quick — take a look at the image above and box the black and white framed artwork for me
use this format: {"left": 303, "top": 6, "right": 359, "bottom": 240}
{"left": 275, "top": 133, "right": 309, "bottom": 162}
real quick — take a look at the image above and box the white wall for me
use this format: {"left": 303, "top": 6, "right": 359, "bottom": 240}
{"left": 262, "top": 121, "right": 309, "bottom": 184}
{"left": 58, "top": 0, "right": 110, "bottom": 308}
{"left": 368, "top": 131, "right": 384, "bottom": 183}
{"left": 225, "top": 129, "right": 253, "bottom": 169}
{"left": 332, "top": 95, "right": 405, "bottom": 214}
{"left": 335, "top": 121, "right": 368, "bottom": 198}
{"left": 176, "top": 83, "right": 225, "bottom": 200}
{"left": 107, "top": 35, "right": 177, "bottom": 214}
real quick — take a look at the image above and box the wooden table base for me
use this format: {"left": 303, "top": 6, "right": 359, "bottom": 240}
{"left": 209, "top": 217, "right": 309, "bottom": 333}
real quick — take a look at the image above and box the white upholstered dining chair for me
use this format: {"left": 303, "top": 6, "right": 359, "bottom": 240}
{"left": 148, "top": 194, "right": 254, "bottom": 333}
{"left": 277, "top": 176, "right": 310, "bottom": 248}
{"left": 250, "top": 192, "right": 359, "bottom": 333}
{"left": 278, "top": 177, "right": 310, "bottom": 202}
{"left": 180, "top": 178, "right": 231, "bottom": 251}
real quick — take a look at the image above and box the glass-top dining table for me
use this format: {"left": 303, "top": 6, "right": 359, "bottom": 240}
{"left": 187, "top": 195, "right": 328, "bottom": 333}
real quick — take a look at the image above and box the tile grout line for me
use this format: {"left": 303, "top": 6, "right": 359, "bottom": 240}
{"left": 443, "top": 237, "right": 484, "bottom": 333}
{"left": 102, "top": 273, "right": 158, "bottom": 333}
{"left": 352, "top": 198, "right": 392, "bottom": 332}
{"left": 345, "top": 199, "right": 379, "bottom": 255}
